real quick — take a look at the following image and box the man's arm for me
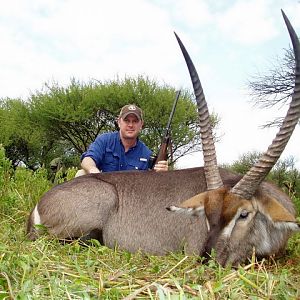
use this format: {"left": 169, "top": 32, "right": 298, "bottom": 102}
{"left": 81, "top": 157, "right": 101, "bottom": 174}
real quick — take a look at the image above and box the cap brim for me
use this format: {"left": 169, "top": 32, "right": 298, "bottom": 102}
{"left": 121, "top": 112, "right": 142, "bottom": 120}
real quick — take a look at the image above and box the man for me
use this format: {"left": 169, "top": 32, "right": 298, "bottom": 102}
{"left": 77, "top": 104, "right": 168, "bottom": 176}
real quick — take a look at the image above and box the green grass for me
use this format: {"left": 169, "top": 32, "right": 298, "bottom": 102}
{"left": 1, "top": 155, "right": 300, "bottom": 299}
{"left": 1, "top": 232, "right": 299, "bottom": 299}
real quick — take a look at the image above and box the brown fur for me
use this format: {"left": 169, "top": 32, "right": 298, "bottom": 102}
{"left": 27, "top": 167, "right": 299, "bottom": 265}
{"left": 173, "top": 179, "right": 299, "bottom": 265}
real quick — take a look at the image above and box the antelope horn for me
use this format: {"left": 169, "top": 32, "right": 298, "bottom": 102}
{"left": 174, "top": 32, "right": 223, "bottom": 190}
{"left": 231, "top": 10, "right": 300, "bottom": 200}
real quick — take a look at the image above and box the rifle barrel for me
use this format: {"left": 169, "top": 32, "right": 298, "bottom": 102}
{"left": 153, "top": 90, "right": 181, "bottom": 165}
{"left": 165, "top": 90, "right": 181, "bottom": 135}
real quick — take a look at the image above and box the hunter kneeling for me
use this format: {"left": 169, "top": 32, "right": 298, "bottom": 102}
{"left": 76, "top": 104, "right": 168, "bottom": 176}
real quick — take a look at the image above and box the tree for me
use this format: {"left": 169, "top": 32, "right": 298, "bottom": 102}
{"left": 226, "top": 151, "right": 300, "bottom": 201}
{"left": 247, "top": 47, "right": 296, "bottom": 127}
{"left": 1, "top": 76, "right": 220, "bottom": 169}
{"left": 0, "top": 98, "right": 50, "bottom": 169}
{"left": 28, "top": 76, "right": 218, "bottom": 167}
{"left": 225, "top": 151, "right": 261, "bottom": 175}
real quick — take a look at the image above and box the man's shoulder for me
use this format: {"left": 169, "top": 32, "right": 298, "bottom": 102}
{"left": 96, "top": 131, "right": 119, "bottom": 141}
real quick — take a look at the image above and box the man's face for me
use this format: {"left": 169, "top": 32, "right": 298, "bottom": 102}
{"left": 118, "top": 114, "right": 143, "bottom": 140}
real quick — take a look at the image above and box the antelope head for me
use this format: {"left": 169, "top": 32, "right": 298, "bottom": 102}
{"left": 169, "top": 10, "right": 300, "bottom": 266}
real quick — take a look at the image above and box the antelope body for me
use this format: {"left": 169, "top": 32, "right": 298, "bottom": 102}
{"left": 27, "top": 11, "right": 300, "bottom": 266}
{"left": 28, "top": 167, "right": 298, "bottom": 265}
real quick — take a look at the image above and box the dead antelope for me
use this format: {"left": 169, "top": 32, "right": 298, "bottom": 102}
{"left": 27, "top": 11, "right": 300, "bottom": 266}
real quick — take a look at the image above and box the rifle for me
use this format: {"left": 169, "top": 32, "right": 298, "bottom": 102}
{"left": 150, "top": 90, "right": 181, "bottom": 169}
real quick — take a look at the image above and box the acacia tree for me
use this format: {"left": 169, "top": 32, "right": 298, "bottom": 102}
{"left": 30, "top": 79, "right": 117, "bottom": 154}
{"left": 1, "top": 76, "right": 219, "bottom": 168}
{"left": 28, "top": 76, "right": 216, "bottom": 167}
{"left": 248, "top": 47, "right": 296, "bottom": 127}
{"left": 0, "top": 98, "right": 50, "bottom": 169}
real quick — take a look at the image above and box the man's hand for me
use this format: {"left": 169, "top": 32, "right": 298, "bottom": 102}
{"left": 154, "top": 160, "right": 168, "bottom": 172}
{"left": 81, "top": 157, "right": 101, "bottom": 174}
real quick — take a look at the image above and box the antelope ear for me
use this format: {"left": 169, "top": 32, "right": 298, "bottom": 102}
{"left": 259, "top": 195, "right": 297, "bottom": 223}
{"left": 166, "top": 192, "right": 207, "bottom": 216}
{"left": 178, "top": 192, "right": 207, "bottom": 208}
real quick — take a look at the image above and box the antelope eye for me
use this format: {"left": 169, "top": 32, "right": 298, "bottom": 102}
{"left": 239, "top": 210, "right": 249, "bottom": 219}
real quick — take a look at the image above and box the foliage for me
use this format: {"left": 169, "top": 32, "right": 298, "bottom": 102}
{"left": 0, "top": 146, "right": 51, "bottom": 215}
{"left": 1, "top": 76, "right": 212, "bottom": 169}
{"left": 52, "top": 166, "right": 78, "bottom": 185}
{"left": 0, "top": 146, "right": 13, "bottom": 196}
{"left": 225, "top": 151, "right": 300, "bottom": 214}
{"left": 224, "top": 151, "right": 261, "bottom": 176}
{"left": 0, "top": 146, "right": 300, "bottom": 299}
{"left": 0, "top": 99, "right": 48, "bottom": 170}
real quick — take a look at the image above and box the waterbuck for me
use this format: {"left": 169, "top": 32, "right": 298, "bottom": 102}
{"left": 27, "top": 11, "right": 300, "bottom": 266}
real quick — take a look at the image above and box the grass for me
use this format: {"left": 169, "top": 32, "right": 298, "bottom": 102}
{"left": 1, "top": 232, "right": 299, "bottom": 299}
{"left": 1, "top": 153, "right": 300, "bottom": 299}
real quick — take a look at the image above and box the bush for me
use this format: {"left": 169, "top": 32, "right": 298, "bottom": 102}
{"left": 0, "top": 145, "right": 13, "bottom": 194}
{"left": 0, "top": 145, "right": 51, "bottom": 216}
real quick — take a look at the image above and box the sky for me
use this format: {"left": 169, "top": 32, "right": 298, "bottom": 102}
{"left": 0, "top": 0, "right": 299, "bottom": 169}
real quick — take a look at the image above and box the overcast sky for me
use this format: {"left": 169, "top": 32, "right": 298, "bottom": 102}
{"left": 1, "top": 0, "right": 299, "bottom": 168}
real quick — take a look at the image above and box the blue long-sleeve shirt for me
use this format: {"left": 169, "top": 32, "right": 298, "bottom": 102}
{"left": 81, "top": 131, "right": 152, "bottom": 172}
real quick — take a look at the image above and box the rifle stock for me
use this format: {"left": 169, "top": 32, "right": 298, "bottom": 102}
{"left": 155, "top": 136, "right": 169, "bottom": 162}
{"left": 151, "top": 90, "right": 181, "bottom": 169}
